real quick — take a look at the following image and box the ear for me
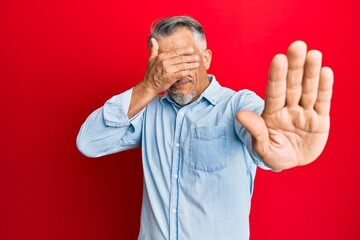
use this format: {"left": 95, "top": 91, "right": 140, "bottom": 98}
{"left": 202, "top": 49, "right": 212, "bottom": 70}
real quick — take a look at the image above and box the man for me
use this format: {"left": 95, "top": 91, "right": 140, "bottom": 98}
{"left": 77, "top": 16, "right": 333, "bottom": 239}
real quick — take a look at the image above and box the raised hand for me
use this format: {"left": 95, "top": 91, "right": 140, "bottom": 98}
{"left": 128, "top": 38, "right": 199, "bottom": 119}
{"left": 236, "top": 41, "right": 334, "bottom": 170}
{"left": 142, "top": 38, "right": 200, "bottom": 94}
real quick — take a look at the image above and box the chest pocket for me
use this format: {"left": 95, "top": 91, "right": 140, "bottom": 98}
{"left": 189, "top": 126, "right": 228, "bottom": 172}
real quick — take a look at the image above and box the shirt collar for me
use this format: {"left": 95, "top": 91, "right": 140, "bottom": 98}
{"left": 160, "top": 74, "right": 222, "bottom": 106}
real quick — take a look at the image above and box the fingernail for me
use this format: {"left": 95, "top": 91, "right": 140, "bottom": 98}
{"left": 189, "top": 47, "right": 194, "bottom": 52}
{"left": 195, "top": 62, "right": 199, "bottom": 67}
{"left": 194, "top": 55, "right": 199, "bottom": 61}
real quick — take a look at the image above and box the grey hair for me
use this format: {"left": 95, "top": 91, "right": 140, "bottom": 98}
{"left": 148, "top": 16, "right": 207, "bottom": 52}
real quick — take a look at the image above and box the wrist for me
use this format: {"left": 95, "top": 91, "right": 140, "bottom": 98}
{"left": 134, "top": 80, "right": 158, "bottom": 99}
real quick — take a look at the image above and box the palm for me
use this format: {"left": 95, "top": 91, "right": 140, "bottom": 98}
{"left": 237, "top": 41, "right": 333, "bottom": 170}
{"left": 261, "top": 103, "right": 330, "bottom": 169}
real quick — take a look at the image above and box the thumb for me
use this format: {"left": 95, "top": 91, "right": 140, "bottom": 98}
{"left": 149, "top": 38, "right": 159, "bottom": 60}
{"left": 236, "top": 110, "right": 269, "bottom": 153}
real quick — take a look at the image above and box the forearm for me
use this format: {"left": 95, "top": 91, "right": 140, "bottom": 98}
{"left": 76, "top": 109, "right": 131, "bottom": 157}
{"left": 77, "top": 89, "right": 143, "bottom": 157}
{"left": 128, "top": 81, "right": 158, "bottom": 119}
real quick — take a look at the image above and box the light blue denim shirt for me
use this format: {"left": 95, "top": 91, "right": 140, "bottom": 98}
{"left": 77, "top": 75, "right": 271, "bottom": 240}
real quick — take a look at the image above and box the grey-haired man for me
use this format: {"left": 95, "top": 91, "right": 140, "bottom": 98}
{"left": 77, "top": 16, "right": 333, "bottom": 239}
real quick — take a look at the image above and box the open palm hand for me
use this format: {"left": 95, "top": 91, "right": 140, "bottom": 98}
{"left": 237, "top": 41, "right": 334, "bottom": 170}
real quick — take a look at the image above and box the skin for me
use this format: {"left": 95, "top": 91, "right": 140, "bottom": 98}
{"left": 128, "top": 28, "right": 334, "bottom": 171}
{"left": 236, "top": 42, "right": 334, "bottom": 170}
{"left": 128, "top": 28, "right": 211, "bottom": 118}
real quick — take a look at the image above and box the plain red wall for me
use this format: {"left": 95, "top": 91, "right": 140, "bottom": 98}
{"left": 1, "top": 0, "right": 359, "bottom": 239}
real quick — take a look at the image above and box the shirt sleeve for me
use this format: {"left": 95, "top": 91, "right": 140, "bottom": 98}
{"left": 233, "top": 90, "right": 273, "bottom": 170}
{"left": 76, "top": 88, "right": 144, "bottom": 158}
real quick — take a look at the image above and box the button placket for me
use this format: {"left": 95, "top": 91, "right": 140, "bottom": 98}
{"left": 169, "top": 106, "right": 187, "bottom": 240}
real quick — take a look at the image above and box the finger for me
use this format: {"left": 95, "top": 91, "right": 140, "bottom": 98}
{"left": 149, "top": 38, "right": 159, "bottom": 60}
{"left": 264, "top": 54, "right": 288, "bottom": 114}
{"left": 300, "top": 50, "right": 322, "bottom": 109}
{"left": 161, "top": 47, "right": 195, "bottom": 58}
{"left": 173, "top": 70, "right": 194, "bottom": 80}
{"left": 314, "top": 67, "right": 334, "bottom": 115}
{"left": 167, "top": 54, "right": 200, "bottom": 65}
{"left": 236, "top": 110, "right": 269, "bottom": 156}
{"left": 167, "top": 62, "right": 200, "bottom": 73}
{"left": 286, "top": 41, "right": 307, "bottom": 107}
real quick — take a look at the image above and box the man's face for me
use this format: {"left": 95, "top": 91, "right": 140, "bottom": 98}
{"left": 157, "top": 28, "right": 212, "bottom": 106}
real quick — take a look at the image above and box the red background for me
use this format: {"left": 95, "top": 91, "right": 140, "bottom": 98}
{"left": 1, "top": 0, "right": 359, "bottom": 239}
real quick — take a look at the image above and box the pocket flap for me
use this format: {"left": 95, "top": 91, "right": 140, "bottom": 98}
{"left": 193, "top": 126, "right": 226, "bottom": 140}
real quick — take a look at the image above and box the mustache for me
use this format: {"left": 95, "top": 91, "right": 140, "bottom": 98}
{"left": 175, "top": 77, "right": 194, "bottom": 84}
{"left": 169, "top": 77, "right": 194, "bottom": 94}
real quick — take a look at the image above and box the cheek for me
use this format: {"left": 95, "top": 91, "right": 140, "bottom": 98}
{"left": 190, "top": 64, "right": 205, "bottom": 77}
{"left": 199, "top": 60, "right": 209, "bottom": 72}
{"left": 196, "top": 64, "right": 208, "bottom": 79}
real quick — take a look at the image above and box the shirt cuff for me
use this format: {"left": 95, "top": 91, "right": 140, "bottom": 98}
{"left": 103, "top": 88, "right": 144, "bottom": 127}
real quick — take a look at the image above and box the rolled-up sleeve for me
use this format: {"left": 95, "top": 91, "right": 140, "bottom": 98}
{"left": 233, "top": 90, "right": 273, "bottom": 170}
{"left": 76, "top": 88, "right": 144, "bottom": 158}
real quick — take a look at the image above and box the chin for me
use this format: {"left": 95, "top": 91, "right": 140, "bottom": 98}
{"left": 170, "top": 91, "right": 197, "bottom": 106}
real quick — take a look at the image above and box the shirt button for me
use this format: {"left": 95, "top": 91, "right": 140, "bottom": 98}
{"left": 173, "top": 174, "right": 178, "bottom": 179}
{"left": 172, "top": 208, "right": 177, "bottom": 214}
{"left": 175, "top": 143, "right": 180, "bottom": 148}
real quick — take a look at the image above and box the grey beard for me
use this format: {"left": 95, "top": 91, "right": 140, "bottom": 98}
{"left": 169, "top": 90, "right": 197, "bottom": 106}
{"left": 168, "top": 77, "right": 196, "bottom": 106}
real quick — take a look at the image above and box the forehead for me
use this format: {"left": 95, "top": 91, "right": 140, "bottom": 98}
{"left": 157, "top": 28, "right": 196, "bottom": 52}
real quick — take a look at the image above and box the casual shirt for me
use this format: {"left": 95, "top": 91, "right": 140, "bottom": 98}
{"left": 77, "top": 75, "right": 270, "bottom": 240}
